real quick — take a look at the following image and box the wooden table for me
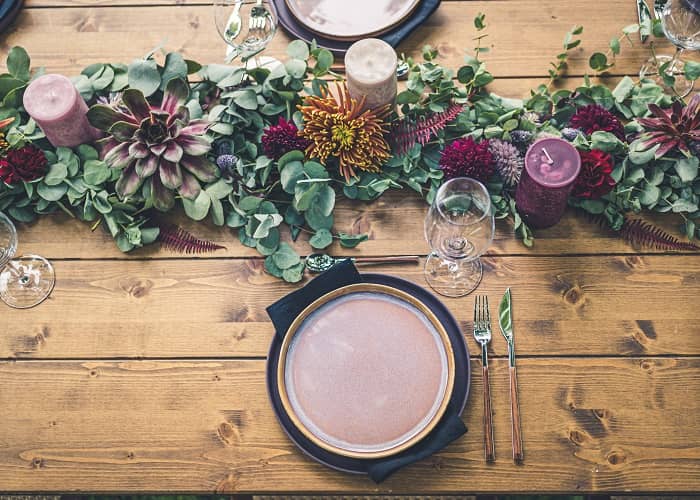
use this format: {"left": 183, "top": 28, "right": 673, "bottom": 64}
{"left": 1, "top": 0, "right": 699, "bottom": 495}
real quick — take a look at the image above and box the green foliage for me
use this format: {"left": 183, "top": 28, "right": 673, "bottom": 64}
{"left": 546, "top": 25, "right": 583, "bottom": 87}
{"left": 1, "top": 23, "right": 698, "bottom": 284}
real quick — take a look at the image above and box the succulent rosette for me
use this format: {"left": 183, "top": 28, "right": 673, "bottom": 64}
{"left": 635, "top": 94, "right": 700, "bottom": 158}
{"left": 87, "top": 78, "right": 218, "bottom": 211}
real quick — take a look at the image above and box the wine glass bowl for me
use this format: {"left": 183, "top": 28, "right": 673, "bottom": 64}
{"left": 424, "top": 177, "right": 495, "bottom": 297}
{"left": 214, "top": 0, "right": 278, "bottom": 63}
{"left": 640, "top": 0, "right": 699, "bottom": 97}
{"left": 0, "top": 212, "right": 55, "bottom": 309}
{"left": 0, "top": 212, "right": 18, "bottom": 270}
{"left": 662, "top": 0, "right": 700, "bottom": 50}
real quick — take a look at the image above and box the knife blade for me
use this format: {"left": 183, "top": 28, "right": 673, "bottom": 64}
{"left": 498, "top": 287, "right": 515, "bottom": 366}
{"left": 498, "top": 287, "right": 524, "bottom": 463}
{"left": 638, "top": 0, "right": 653, "bottom": 43}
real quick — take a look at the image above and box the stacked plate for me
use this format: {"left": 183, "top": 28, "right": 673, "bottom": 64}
{"left": 267, "top": 274, "right": 470, "bottom": 473}
{"left": 273, "top": 0, "right": 441, "bottom": 55}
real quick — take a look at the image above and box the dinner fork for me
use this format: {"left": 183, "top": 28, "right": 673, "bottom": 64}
{"left": 249, "top": 0, "right": 265, "bottom": 31}
{"left": 473, "top": 295, "right": 495, "bottom": 463}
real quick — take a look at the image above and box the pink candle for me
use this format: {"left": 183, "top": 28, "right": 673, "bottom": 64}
{"left": 515, "top": 137, "right": 581, "bottom": 229}
{"left": 23, "top": 74, "right": 102, "bottom": 148}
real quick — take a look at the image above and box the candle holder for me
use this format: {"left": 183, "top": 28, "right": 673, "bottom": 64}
{"left": 345, "top": 38, "right": 397, "bottom": 112}
{"left": 515, "top": 138, "right": 581, "bottom": 229}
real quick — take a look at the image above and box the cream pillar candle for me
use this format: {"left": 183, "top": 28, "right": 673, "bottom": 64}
{"left": 344, "top": 38, "right": 398, "bottom": 112}
{"left": 23, "top": 74, "right": 102, "bottom": 148}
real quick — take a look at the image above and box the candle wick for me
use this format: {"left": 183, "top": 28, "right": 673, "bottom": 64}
{"left": 542, "top": 147, "right": 554, "bottom": 164}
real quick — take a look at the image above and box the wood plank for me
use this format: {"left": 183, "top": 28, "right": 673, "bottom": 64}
{"left": 2, "top": 1, "right": 691, "bottom": 78}
{"left": 1, "top": 255, "right": 698, "bottom": 359}
{"left": 0, "top": 358, "right": 698, "bottom": 493}
{"left": 13, "top": 190, "right": 696, "bottom": 260}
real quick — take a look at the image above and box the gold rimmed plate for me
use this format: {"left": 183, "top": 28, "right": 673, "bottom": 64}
{"left": 284, "top": 0, "right": 421, "bottom": 41}
{"left": 277, "top": 283, "right": 455, "bottom": 460}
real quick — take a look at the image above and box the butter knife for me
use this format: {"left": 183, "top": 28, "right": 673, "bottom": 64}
{"left": 498, "top": 288, "right": 524, "bottom": 463}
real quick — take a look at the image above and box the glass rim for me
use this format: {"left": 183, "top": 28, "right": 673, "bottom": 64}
{"left": 434, "top": 177, "right": 492, "bottom": 227}
{"left": 0, "top": 211, "right": 18, "bottom": 267}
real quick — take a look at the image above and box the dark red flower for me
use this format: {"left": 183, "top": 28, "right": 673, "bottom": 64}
{"left": 572, "top": 149, "right": 616, "bottom": 199}
{"left": 0, "top": 145, "right": 48, "bottom": 185}
{"left": 261, "top": 117, "right": 311, "bottom": 160}
{"left": 570, "top": 104, "right": 626, "bottom": 141}
{"left": 439, "top": 137, "right": 495, "bottom": 181}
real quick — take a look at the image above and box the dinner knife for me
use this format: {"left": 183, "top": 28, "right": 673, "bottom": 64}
{"left": 638, "top": 0, "right": 652, "bottom": 42}
{"left": 498, "top": 288, "right": 524, "bottom": 463}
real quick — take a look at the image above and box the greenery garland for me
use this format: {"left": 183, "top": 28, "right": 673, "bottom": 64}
{"left": 0, "top": 16, "right": 698, "bottom": 282}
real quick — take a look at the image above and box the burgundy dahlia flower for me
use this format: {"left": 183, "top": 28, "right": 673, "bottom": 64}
{"left": 261, "top": 117, "right": 311, "bottom": 160}
{"left": 571, "top": 149, "right": 616, "bottom": 199}
{"left": 439, "top": 137, "right": 495, "bottom": 182}
{"left": 570, "top": 104, "right": 626, "bottom": 141}
{"left": 0, "top": 145, "right": 48, "bottom": 185}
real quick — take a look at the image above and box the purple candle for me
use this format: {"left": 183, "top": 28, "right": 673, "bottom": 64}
{"left": 515, "top": 137, "right": 581, "bottom": 229}
{"left": 23, "top": 74, "right": 101, "bottom": 148}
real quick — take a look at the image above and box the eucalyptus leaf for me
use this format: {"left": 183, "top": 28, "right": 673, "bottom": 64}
{"left": 183, "top": 190, "right": 212, "bottom": 221}
{"left": 43, "top": 163, "right": 68, "bottom": 186}
{"left": 309, "top": 229, "right": 333, "bottom": 249}
{"left": 675, "top": 157, "right": 699, "bottom": 184}
{"left": 272, "top": 242, "right": 301, "bottom": 270}
{"left": 128, "top": 58, "right": 161, "bottom": 96}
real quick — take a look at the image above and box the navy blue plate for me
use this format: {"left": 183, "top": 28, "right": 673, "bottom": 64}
{"left": 0, "top": 0, "right": 23, "bottom": 34}
{"left": 266, "top": 272, "right": 470, "bottom": 474}
{"left": 273, "top": 0, "right": 441, "bottom": 56}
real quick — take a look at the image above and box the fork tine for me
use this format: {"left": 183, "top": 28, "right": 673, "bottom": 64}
{"left": 485, "top": 295, "right": 490, "bottom": 325}
{"left": 473, "top": 295, "right": 478, "bottom": 326}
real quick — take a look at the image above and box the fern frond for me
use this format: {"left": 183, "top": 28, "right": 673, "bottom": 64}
{"left": 620, "top": 217, "right": 700, "bottom": 251}
{"left": 158, "top": 225, "right": 226, "bottom": 254}
{"left": 392, "top": 103, "right": 465, "bottom": 156}
{"left": 584, "top": 212, "right": 700, "bottom": 251}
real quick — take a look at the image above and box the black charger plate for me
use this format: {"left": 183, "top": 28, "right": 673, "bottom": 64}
{"left": 266, "top": 272, "right": 470, "bottom": 474}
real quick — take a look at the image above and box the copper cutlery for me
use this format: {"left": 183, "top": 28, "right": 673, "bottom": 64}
{"left": 499, "top": 288, "right": 524, "bottom": 463}
{"left": 304, "top": 253, "right": 420, "bottom": 273}
{"left": 473, "top": 295, "right": 495, "bottom": 463}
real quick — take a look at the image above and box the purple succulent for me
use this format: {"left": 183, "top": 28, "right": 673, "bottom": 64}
{"left": 636, "top": 94, "right": 700, "bottom": 158}
{"left": 87, "top": 78, "right": 218, "bottom": 211}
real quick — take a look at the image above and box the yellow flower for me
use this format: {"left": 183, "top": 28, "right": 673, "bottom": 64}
{"left": 299, "top": 84, "right": 391, "bottom": 182}
{"left": 0, "top": 117, "right": 14, "bottom": 151}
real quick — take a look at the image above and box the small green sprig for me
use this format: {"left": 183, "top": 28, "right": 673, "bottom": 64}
{"left": 546, "top": 25, "right": 583, "bottom": 88}
{"left": 473, "top": 12, "right": 489, "bottom": 61}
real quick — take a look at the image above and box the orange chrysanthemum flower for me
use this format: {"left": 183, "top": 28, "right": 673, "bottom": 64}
{"left": 0, "top": 117, "right": 15, "bottom": 151}
{"left": 298, "top": 84, "right": 391, "bottom": 182}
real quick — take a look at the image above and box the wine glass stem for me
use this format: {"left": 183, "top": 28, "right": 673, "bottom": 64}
{"left": 670, "top": 47, "right": 684, "bottom": 74}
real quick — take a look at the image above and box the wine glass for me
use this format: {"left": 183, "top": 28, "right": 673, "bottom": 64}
{"left": 213, "top": 0, "right": 279, "bottom": 68}
{"left": 424, "top": 177, "right": 495, "bottom": 297}
{"left": 0, "top": 212, "right": 55, "bottom": 309}
{"left": 639, "top": 0, "right": 700, "bottom": 97}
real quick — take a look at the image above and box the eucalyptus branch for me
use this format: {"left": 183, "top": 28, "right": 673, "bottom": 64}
{"left": 546, "top": 25, "right": 583, "bottom": 89}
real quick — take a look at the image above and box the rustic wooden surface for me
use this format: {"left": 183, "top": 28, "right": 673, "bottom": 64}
{"left": 1, "top": 0, "right": 700, "bottom": 494}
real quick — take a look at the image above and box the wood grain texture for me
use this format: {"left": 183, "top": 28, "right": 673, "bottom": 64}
{"left": 0, "top": 255, "right": 698, "bottom": 360}
{"left": 2, "top": 0, "right": 700, "bottom": 494}
{"left": 0, "top": 358, "right": 698, "bottom": 493}
{"left": 11, "top": 195, "right": 699, "bottom": 260}
{"left": 2, "top": 1, "right": 692, "bottom": 78}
